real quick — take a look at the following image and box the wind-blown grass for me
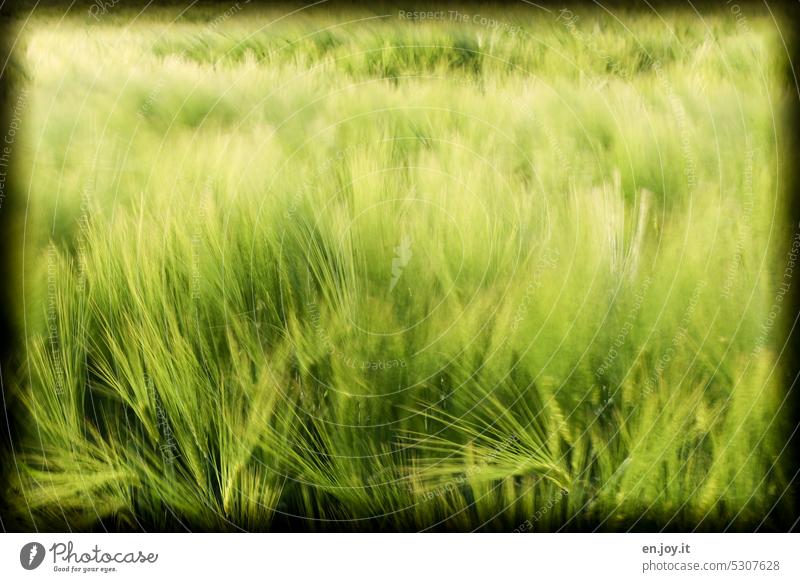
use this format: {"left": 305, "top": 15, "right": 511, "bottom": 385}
{"left": 5, "top": 3, "right": 793, "bottom": 531}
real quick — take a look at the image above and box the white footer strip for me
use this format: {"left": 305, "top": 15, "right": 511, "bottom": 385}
{"left": 1, "top": 533, "right": 797, "bottom": 581}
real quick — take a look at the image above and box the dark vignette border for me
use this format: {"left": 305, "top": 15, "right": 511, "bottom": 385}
{"left": 0, "top": 0, "right": 797, "bottom": 532}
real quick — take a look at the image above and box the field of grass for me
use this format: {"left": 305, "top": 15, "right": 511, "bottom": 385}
{"left": 3, "top": 3, "right": 795, "bottom": 531}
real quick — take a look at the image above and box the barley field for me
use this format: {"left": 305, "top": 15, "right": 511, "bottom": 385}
{"left": 2, "top": 2, "right": 796, "bottom": 531}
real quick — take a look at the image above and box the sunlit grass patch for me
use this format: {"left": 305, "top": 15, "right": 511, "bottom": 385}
{"left": 5, "top": 4, "right": 793, "bottom": 531}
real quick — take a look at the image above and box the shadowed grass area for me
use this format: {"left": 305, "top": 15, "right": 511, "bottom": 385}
{"left": 5, "top": 3, "right": 794, "bottom": 531}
